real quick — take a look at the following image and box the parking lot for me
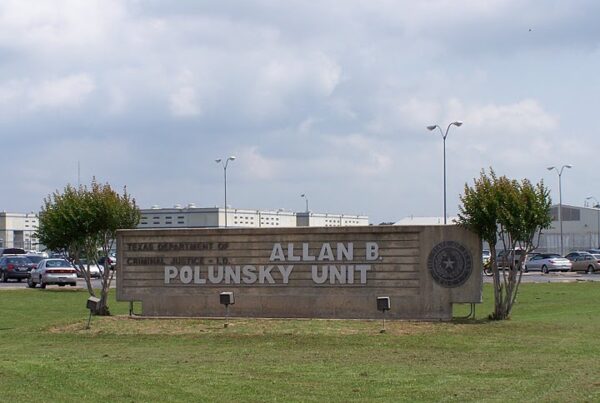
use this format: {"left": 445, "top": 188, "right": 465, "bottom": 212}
{"left": 483, "top": 271, "right": 600, "bottom": 283}
{"left": 0, "top": 277, "right": 111, "bottom": 290}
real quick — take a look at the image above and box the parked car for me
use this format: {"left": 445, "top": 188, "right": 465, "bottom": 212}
{"left": 496, "top": 249, "right": 527, "bottom": 268}
{"left": 0, "top": 248, "right": 26, "bottom": 256}
{"left": 98, "top": 255, "right": 116, "bottom": 270}
{"left": 27, "top": 258, "right": 77, "bottom": 288}
{"left": 564, "top": 251, "right": 591, "bottom": 262}
{"left": 75, "top": 259, "right": 103, "bottom": 278}
{"left": 0, "top": 255, "right": 37, "bottom": 282}
{"left": 587, "top": 249, "right": 600, "bottom": 254}
{"left": 523, "top": 253, "right": 572, "bottom": 273}
{"left": 570, "top": 253, "right": 600, "bottom": 273}
{"left": 523, "top": 252, "right": 540, "bottom": 266}
{"left": 25, "top": 254, "right": 45, "bottom": 266}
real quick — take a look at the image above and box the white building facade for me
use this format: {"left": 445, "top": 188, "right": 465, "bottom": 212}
{"left": 536, "top": 204, "right": 600, "bottom": 253}
{"left": 138, "top": 205, "right": 368, "bottom": 229}
{"left": 394, "top": 206, "right": 600, "bottom": 254}
{"left": 394, "top": 216, "right": 459, "bottom": 226}
{"left": 0, "top": 212, "right": 39, "bottom": 250}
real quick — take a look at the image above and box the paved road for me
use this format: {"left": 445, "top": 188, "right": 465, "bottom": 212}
{"left": 0, "top": 277, "right": 113, "bottom": 290}
{"left": 484, "top": 271, "right": 600, "bottom": 283}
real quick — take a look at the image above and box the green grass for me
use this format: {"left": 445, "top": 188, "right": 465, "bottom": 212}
{"left": 1, "top": 283, "right": 600, "bottom": 402}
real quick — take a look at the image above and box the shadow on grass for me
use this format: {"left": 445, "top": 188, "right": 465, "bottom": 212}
{"left": 39, "top": 288, "right": 85, "bottom": 293}
{"left": 452, "top": 318, "right": 493, "bottom": 325}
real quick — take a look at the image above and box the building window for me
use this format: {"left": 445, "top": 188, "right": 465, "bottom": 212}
{"left": 550, "top": 207, "right": 581, "bottom": 222}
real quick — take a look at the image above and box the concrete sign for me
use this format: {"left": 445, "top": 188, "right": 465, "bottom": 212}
{"left": 116, "top": 226, "right": 482, "bottom": 320}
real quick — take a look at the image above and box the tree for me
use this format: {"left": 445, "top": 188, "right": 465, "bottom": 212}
{"left": 37, "top": 180, "right": 140, "bottom": 315}
{"left": 457, "top": 169, "right": 551, "bottom": 320}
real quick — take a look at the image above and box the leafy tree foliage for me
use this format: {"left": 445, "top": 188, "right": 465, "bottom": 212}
{"left": 458, "top": 169, "right": 551, "bottom": 320}
{"left": 37, "top": 180, "right": 140, "bottom": 315}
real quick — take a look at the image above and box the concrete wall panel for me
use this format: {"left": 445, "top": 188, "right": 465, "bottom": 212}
{"left": 117, "top": 225, "right": 482, "bottom": 320}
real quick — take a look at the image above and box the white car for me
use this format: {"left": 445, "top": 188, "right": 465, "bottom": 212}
{"left": 523, "top": 253, "right": 572, "bottom": 273}
{"left": 76, "top": 259, "right": 103, "bottom": 278}
{"left": 28, "top": 258, "right": 78, "bottom": 288}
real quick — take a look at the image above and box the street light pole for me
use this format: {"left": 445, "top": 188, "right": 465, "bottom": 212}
{"left": 548, "top": 164, "right": 573, "bottom": 255}
{"left": 586, "top": 196, "right": 600, "bottom": 249}
{"left": 215, "top": 156, "right": 236, "bottom": 227}
{"left": 300, "top": 194, "right": 309, "bottom": 213}
{"left": 427, "top": 121, "right": 463, "bottom": 225}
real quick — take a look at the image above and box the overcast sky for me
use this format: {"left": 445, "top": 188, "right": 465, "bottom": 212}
{"left": 1, "top": 0, "right": 599, "bottom": 223}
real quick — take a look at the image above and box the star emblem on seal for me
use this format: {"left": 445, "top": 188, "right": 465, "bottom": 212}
{"left": 442, "top": 256, "right": 455, "bottom": 270}
{"left": 427, "top": 241, "right": 473, "bottom": 287}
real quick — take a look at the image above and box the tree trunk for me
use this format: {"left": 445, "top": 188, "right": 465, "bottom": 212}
{"left": 489, "top": 244, "right": 506, "bottom": 320}
{"left": 94, "top": 297, "right": 111, "bottom": 316}
{"left": 94, "top": 247, "right": 114, "bottom": 316}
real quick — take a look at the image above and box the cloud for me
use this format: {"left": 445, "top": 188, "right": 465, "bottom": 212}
{"left": 408, "top": 98, "right": 561, "bottom": 170}
{"left": 0, "top": 0, "right": 599, "bottom": 224}
{"left": 169, "top": 86, "right": 200, "bottom": 117}
{"left": 242, "top": 51, "right": 341, "bottom": 119}
{"left": 461, "top": 99, "right": 559, "bottom": 132}
{"left": 0, "top": 73, "right": 95, "bottom": 116}
{"left": 324, "top": 134, "right": 393, "bottom": 177}
{"left": 30, "top": 73, "right": 95, "bottom": 109}
{"left": 236, "top": 146, "right": 282, "bottom": 180}
{"left": 0, "top": 0, "right": 126, "bottom": 52}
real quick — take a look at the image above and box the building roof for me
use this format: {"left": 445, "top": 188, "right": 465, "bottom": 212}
{"left": 394, "top": 216, "right": 458, "bottom": 226}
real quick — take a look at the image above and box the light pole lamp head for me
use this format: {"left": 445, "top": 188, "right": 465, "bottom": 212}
{"left": 564, "top": 164, "right": 573, "bottom": 169}
{"left": 228, "top": 156, "right": 236, "bottom": 161}
{"left": 426, "top": 125, "right": 438, "bottom": 131}
{"left": 451, "top": 121, "right": 463, "bottom": 127}
{"left": 215, "top": 159, "right": 222, "bottom": 163}
{"left": 547, "top": 166, "right": 555, "bottom": 171}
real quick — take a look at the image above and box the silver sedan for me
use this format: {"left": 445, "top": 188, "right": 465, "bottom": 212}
{"left": 524, "top": 253, "right": 572, "bottom": 273}
{"left": 28, "top": 258, "right": 78, "bottom": 288}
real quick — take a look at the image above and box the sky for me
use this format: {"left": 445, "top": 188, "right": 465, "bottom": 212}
{"left": 1, "top": 0, "right": 599, "bottom": 224}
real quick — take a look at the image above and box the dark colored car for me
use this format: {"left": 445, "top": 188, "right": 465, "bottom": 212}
{"left": 564, "top": 251, "right": 590, "bottom": 262}
{"left": 98, "top": 255, "right": 116, "bottom": 270}
{"left": 496, "top": 249, "right": 527, "bottom": 268}
{"left": 0, "top": 248, "right": 26, "bottom": 256}
{"left": 25, "top": 255, "right": 45, "bottom": 266}
{"left": 0, "top": 255, "right": 36, "bottom": 282}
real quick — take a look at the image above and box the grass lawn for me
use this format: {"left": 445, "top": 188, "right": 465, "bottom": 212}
{"left": 1, "top": 283, "right": 600, "bottom": 402}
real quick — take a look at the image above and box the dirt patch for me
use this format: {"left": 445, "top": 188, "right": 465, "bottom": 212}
{"left": 48, "top": 316, "right": 440, "bottom": 336}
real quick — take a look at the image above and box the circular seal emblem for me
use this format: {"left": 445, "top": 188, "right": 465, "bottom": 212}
{"left": 427, "top": 241, "right": 473, "bottom": 287}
